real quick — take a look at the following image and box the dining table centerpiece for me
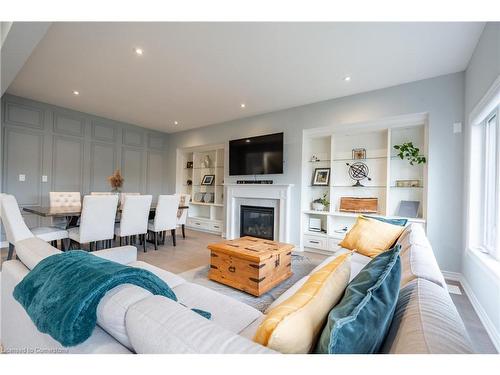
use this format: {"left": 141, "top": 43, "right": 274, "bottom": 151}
{"left": 108, "top": 169, "right": 124, "bottom": 193}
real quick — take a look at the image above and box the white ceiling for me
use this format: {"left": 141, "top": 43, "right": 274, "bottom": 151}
{"left": 7, "top": 22, "right": 484, "bottom": 133}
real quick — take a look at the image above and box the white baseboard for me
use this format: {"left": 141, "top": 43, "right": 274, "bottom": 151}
{"left": 442, "top": 270, "right": 461, "bottom": 281}
{"left": 442, "top": 270, "right": 500, "bottom": 352}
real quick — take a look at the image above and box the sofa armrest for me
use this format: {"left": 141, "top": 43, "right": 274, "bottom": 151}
{"left": 125, "top": 295, "right": 277, "bottom": 354}
{"left": 92, "top": 246, "right": 137, "bottom": 265}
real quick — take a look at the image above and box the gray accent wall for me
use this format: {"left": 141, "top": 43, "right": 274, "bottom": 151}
{"left": 167, "top": 72, "right": 466, "bottom": 273}
{"left": 1, "top": 94, "right": 169, "bottom": 229}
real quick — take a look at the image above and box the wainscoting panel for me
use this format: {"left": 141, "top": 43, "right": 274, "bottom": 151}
{"left": 52, "top": 135, "right": 84, "bottom": 192}
{"left": 53, "top": 111, "right": 86, "bottom": 137}
{"left": 5, "top": 102, "right": 45, "bottom": 130}
{"left": 2, "top": 127, "right": 43, "bottom": 206}
{"left": 121, "top": 147, "right": 144, "bottom": 193}
{"left": 1, "top": 94, "right": 169, "bottom": 235}
{"left": 123, "top": 128, "right": 144, "bottom": 147}
{"left": 91, "top": 120, "right": 116, "bottom": 142}
{"left": 147, "top": 151, "right": 165, "bottom": 199}
{"left": 90, "top": 142, "right": 117, "bottom": 192}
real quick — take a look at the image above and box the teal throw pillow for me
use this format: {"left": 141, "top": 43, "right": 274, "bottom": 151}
{"left": 315, "top": 245, "right": 402, "bottom": 354}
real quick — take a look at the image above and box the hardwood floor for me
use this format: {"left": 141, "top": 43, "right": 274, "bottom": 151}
{"left": 0, "top": 228, "right": 497, "bottom": 353}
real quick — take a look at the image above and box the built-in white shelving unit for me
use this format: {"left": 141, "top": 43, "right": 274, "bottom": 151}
{"left": 176, "top": 144, "right": 225, "bottom": 235}
{"left": 300, "top": 114, "right": 428, "bottom": 253}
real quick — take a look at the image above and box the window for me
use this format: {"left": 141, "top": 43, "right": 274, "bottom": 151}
{"left": 475, "top": 106, "right": 499, "bottom": 259}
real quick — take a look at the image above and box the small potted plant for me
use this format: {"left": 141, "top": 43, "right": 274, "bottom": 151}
{"left": 312, "top": 192, "right": 329, "bottom": 211}
{"left": 393, "top": 142, "right": 426, "bottom": 165}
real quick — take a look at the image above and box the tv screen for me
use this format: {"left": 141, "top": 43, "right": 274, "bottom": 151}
{"left": 229, "top": 132, "right": 284, "bottom": 175}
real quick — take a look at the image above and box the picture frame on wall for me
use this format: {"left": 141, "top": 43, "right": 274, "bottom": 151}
{"left": 186, "top": 161, "right": 193, "bottom": 169}
{"left": 352, "top": 148, "right": 367, "bottom": 160}
{"left": 201, "top": 174, "right": 215, "bottom": 185}
{"left": 312, "top": 168, "right": 330, "bottom": 186}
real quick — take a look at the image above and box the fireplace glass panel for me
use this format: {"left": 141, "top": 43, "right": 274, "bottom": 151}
{"left": 240, "top": 205, "right": 274, "bottom": 240}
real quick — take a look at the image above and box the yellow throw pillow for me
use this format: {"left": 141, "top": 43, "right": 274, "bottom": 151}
{"left": 339, "top": 216, "right": 404, "bottom": 257}
{"left": 253, "top": 253, "right": 351, "bottom": 353}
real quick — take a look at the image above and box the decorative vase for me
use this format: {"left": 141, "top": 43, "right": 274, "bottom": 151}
{"left": 312, "top": 202, "right": 325, "bottom": 211}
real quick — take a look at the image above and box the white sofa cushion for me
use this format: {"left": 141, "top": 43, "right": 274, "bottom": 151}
{"left": 125, "top": 295, "right": 275, "bottom": 354}
{"left": 14, "top": 237, "right": 62, "bottom": 270}
{"left": 381, "top": 278, "right": 473, "bottom": 354}
{"left": 128, "top": 261, "right": 186, "bottom": 288}
{"left": 172, "top": 282, "right": 263, "bottom": 334}
{"left": 96, "top": 284, "right": 152, "bottom": 350}
{"left": 397, "top": 224, "right": 447, "bottom": 289}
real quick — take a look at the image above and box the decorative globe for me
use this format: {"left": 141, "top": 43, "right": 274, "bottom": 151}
{"left": 346, "top": 162, "right": 372, "bottom": 187}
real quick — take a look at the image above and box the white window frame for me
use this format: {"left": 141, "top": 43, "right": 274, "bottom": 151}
{"left": 480, "top": 109, "right": 499, "bottom": 258}
{"left": 467, "top": 75, "right": 500, "bottom": 262}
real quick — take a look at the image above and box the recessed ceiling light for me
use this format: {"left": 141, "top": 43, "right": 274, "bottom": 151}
{"left": 344, "top": 76, "right": 351, "bottom": 82}
{"left": 134, "top": 47, "right": 144, "bottom": 56}
{"left": 245, "top": 139, "right": 251, "bottom": 143}
{"left": 72, "top": 90, "right": 80, "bottom": 96}
{"left": 240, "top": 103, "right": 246, "bottom": 108}
{"left": 174, "top": 121, "right": 179, "bottom": 125}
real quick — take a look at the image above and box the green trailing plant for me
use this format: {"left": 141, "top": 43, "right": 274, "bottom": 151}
{"left": 313, "top": 192, "right": 330, "bottom": 207}
{"left": 393, "top": 142, "right": 426, "bottom": 165}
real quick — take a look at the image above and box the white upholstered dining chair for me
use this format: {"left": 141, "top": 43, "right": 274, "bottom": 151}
{"left": 0, "top": 194, "right": 69, "bottom": 259}
{"left": 114, "top": 195, "right": 152, "bottom": 252}
{"left": 176, "top": 193, "right": 191, "bottom": 239}
{"left": 148, "top": 194, "right": 180, "bottom": 250}
{"left": 68, "top": 195, "right": 118, "bottom": 251}
{"left": 49, "top": 191, "right": 81, "bottom": 228}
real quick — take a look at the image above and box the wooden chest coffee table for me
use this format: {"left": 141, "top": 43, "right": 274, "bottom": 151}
{"left": 207, "top": 236, "right": 294, "bottom": 296}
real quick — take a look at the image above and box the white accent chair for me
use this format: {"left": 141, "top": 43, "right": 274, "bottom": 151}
{"left": 68, "top": 195, "right": 119, "bottom": 251}
{"left": 49, "top": 191, "right": 82, "bottom": 229}
{"left": 148, "top": 194, "right": 180, "bottom": 250}
{"left": 0, "top": 194, "right": 68, "bottom": 259}
{"left": 177, "top": 194, "right": 191, "bottom": 239}
{"left": 114, "top": 195, "right": 152, "bottom": 252}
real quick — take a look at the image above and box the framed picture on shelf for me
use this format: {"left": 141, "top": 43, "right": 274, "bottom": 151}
{"left": 186, "top": 161, "right": 193, "bottom": 169}
{"left": 201, "top": 174, "right": 215, "bottom": 185}
{"left": 312, "top": 168, "right": 330, "bottom": 186}
{"left": 352, "top": 148, "right": 366, "bottom": 160}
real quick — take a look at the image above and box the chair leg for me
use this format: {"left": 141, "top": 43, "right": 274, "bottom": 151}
{"left": 143, "top": 234, "right": 147, "bottom": 253}
{"left": 171, "top": 229, "right": 176, "bottom": 247}
{"left": 161, "top": 231, "right": 166, "bottom": 245}
{"left": 182, "top": 224, "right": 185, "bottom": 239}
{"left": 7, "top": 243, "right": 14, "bottom": 260}
{"left": 154, "top": 232, "right": 158, "bottom": 250}
{"left": 119, "top": 237, "right": 122, "bottom": 246}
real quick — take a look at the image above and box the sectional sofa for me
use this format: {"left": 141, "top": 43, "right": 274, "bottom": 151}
{"left": 1, "top": 224, "right": 473, "bottom": 353}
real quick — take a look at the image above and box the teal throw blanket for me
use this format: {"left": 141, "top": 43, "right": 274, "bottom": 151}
{"left": 14, "top": 250, "right": 210, "bottom": 347}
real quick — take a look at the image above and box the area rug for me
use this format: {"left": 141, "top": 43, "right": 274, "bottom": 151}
{"left": 179, "top": 254, "right": 322, "bottom": 313}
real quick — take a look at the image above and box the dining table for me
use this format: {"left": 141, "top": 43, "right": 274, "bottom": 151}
{"left": 23, "top": 204, "right": 189, "bottom": 230}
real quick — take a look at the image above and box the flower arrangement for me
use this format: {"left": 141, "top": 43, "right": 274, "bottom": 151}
{"left": 108, "top": 169, "right": 124, "bottom": 192}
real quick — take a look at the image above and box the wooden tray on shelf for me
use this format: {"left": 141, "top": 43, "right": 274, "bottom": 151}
{"left": 339, "top": 197, "right": 378, "bottom": 213}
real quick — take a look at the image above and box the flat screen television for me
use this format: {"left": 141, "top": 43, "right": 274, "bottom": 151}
{"left": 229, "top": 132, "right": 284, "bottom": 175}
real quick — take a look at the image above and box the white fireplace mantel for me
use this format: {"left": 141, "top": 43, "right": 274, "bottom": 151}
{"left": 224, "top": 183, "right": 294, "bottom": 242}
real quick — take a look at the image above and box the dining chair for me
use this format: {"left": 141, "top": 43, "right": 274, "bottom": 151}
{"left": 148, "top": 194, "right": 180, "bottom": 250}
{"left": 114, "top": 195, "right": 152, "bottom": 252}
{"left": 176, "top": 193, "right": 191, "bottom": 239}
{"left": 119, "top": 192, "right": 140, "bottom": 207}
{"left": 0, "top": 194, "right": 69, "bottom": 259}
{"left": 49, "top": 191, "right": 81, "bottom": 228}
{"left": 68, "top": 195, "right": 118, "bottom": 251}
